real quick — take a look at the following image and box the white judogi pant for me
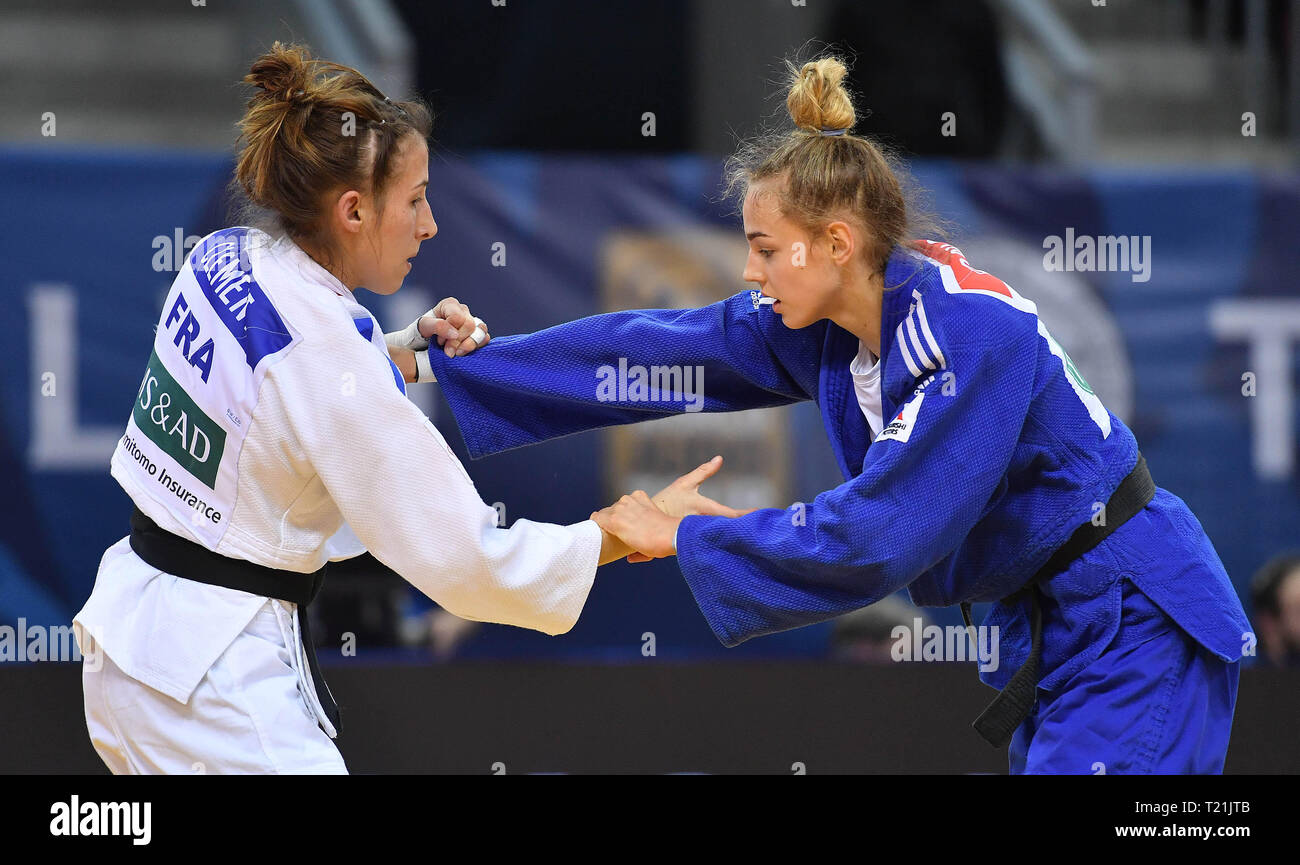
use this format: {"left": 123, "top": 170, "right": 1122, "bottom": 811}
{"left": 81, "top": 600, "right": 347, "bottom": 775}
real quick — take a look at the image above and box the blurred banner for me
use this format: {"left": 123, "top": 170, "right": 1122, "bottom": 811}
{"left": 2, "top": 147, "right": 1297, "bottom": 660}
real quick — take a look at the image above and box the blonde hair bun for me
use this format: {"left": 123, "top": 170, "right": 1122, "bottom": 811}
{"left": 785, "top": 57, "right": 855, "bottom": 133}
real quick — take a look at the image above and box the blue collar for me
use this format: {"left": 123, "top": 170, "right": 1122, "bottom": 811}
{"left": 817, "top": 246, "right": 936, "bottom": 479}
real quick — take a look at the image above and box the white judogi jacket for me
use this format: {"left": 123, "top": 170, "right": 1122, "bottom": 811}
{"left": 74, "top": 227, "right": 600, "bottom": 717}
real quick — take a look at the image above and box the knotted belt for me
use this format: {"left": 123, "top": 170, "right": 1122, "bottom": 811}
{"left": 127, "top": 507, "right": 341, "bottom": 734}
{"left": 960, "top": 452, "right": 1156, "bottom": 748}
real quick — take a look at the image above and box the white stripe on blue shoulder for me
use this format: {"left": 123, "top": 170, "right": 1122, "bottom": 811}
{"left": 1038, "top": 320, "right": 1111, "bottom": 438}
{"left": 910, "top": 292, "right": 947, "bottom": 369}
{"left": 906, "top": 313, "right": 936, "bottom": 371}
{"left": 895, "top": 321, "right": 924, "bottom": 377}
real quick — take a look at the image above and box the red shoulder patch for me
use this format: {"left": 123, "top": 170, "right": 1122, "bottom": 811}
{"left": 911, "top": 240, "right": 1013, "bottom": 298}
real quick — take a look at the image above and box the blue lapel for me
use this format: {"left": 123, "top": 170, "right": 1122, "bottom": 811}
{"left": 353, "top": 316, "right": 408, "bottom": 395}
{"left": 818, "top": 323, "right": 865, "bottom": 480}
{"left": 817, "top": 247, "right": 934, "bottom": 479}
{"left": 878, "top": 249, "right": 930, "bottom": 426}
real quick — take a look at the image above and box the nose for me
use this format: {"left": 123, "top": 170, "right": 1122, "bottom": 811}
{"left": 742, "top": 257, "right": 763, "bottom": 286}
{"left": 418, "top": 211, "right": 437, "bottom": 241}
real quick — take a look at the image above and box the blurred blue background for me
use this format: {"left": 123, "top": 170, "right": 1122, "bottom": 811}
{"left": 3, "top": 148, "right": 1298, "bottom": 662}
{"left": 0, "top": 0, "right": 1297, "bottom": 666}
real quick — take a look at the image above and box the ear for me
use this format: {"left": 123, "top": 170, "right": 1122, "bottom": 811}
{"left": 825, "top": 220, "right": 855, "bottom": 265}
{"left": 333, "top": 189, "right": 364, "bottom": 236}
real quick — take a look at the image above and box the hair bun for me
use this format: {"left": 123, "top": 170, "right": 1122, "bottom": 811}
{"left": 246, "top": 41, "right": 315, "bottom": 104}
{"left": 785, "top": 56, "right": 856, "bottom": 134}
{"left": 234, "top": 40, "right": 433, "bottom": 247}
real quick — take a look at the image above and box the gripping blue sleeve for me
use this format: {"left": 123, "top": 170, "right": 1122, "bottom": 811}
{"left": 425, "top": 292, "right": 824, "bottom": 458}
{"left": 674, "top": 326, "right": 1039, "bottom": 647}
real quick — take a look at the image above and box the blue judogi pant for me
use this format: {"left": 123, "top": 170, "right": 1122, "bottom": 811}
{"left": 1009, "top": 577, "right": 1240, "bottom": 775}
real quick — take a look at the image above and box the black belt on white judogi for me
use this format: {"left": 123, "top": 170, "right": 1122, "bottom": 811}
{"left": 960, "top": 452, "right": 1156, "bottom": 749}
{"left": 127, "top": 507, "right": 341, "bottom": 735}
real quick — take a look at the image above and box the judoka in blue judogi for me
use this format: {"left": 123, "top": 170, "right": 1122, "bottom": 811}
{"left": 425, "top": 241, "right": 1250, "bottom": 774}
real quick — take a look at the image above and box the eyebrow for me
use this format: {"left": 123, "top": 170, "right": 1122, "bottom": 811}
{"left": 412, "top": 179, "right": 428, "bottom": 191}
{"left": 745, "top": 231, "right": 771, "bottom": 241}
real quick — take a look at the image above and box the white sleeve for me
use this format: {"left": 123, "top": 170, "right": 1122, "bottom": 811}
{"left": 266, "top": 329, "right": 601, "bottom": 636}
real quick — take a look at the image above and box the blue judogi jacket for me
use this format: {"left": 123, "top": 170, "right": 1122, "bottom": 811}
{"left": 425, "top": 242, "right": 1250, "bottom": 692}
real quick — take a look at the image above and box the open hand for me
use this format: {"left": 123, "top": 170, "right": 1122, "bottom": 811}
{"left": 648, "top": 455, "right": 749, "bottom": 520}
{"left": 591, "top": 456, "right": 752, "bottom": 563}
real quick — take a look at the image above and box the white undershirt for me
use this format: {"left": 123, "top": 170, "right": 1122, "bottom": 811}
{"left": 678, "top": 343, "right": 882, "bottom": 555}
{"left": 850, "top": 340, "right": 884, "bottom": 440}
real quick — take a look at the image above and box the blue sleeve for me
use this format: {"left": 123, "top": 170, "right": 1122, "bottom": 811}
{"left": 674, "top": 326, "right": 1039, "bottom": 647}
{"left": 424, "top": 292, "right": 825, "bottom": 458}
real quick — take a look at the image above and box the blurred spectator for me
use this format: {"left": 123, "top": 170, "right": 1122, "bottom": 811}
{"left": 1250, "top": 552, "right": 1300, "bottom": 667}
{"left": 831, "top": 595, "right": 931, "bottom": 663}
{"left": 405, "top": 608, "right": 484, "bottom": 661}
{"left": 309, "top": 554, "right": 411, "bottom": 653}
{"left": 312, "top": 553, "right": 484, "bottom": 659}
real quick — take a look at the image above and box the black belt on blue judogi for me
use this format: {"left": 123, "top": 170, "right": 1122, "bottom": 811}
{"left": 960, "top": 452, "right": 1156, "bottom": 749}
{"left": 127, "top": 507, "right": 341, "bottom": 734}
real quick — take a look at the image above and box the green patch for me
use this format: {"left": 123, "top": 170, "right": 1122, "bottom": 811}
{"left": 1062, "top": 351, "right": 1095, "bottom": 395}
{"left": 133, "top": 349, "right": 226, "bottom": 488}
{"left": 1044, "top": 327, "right": 1095, "bottom": 396}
